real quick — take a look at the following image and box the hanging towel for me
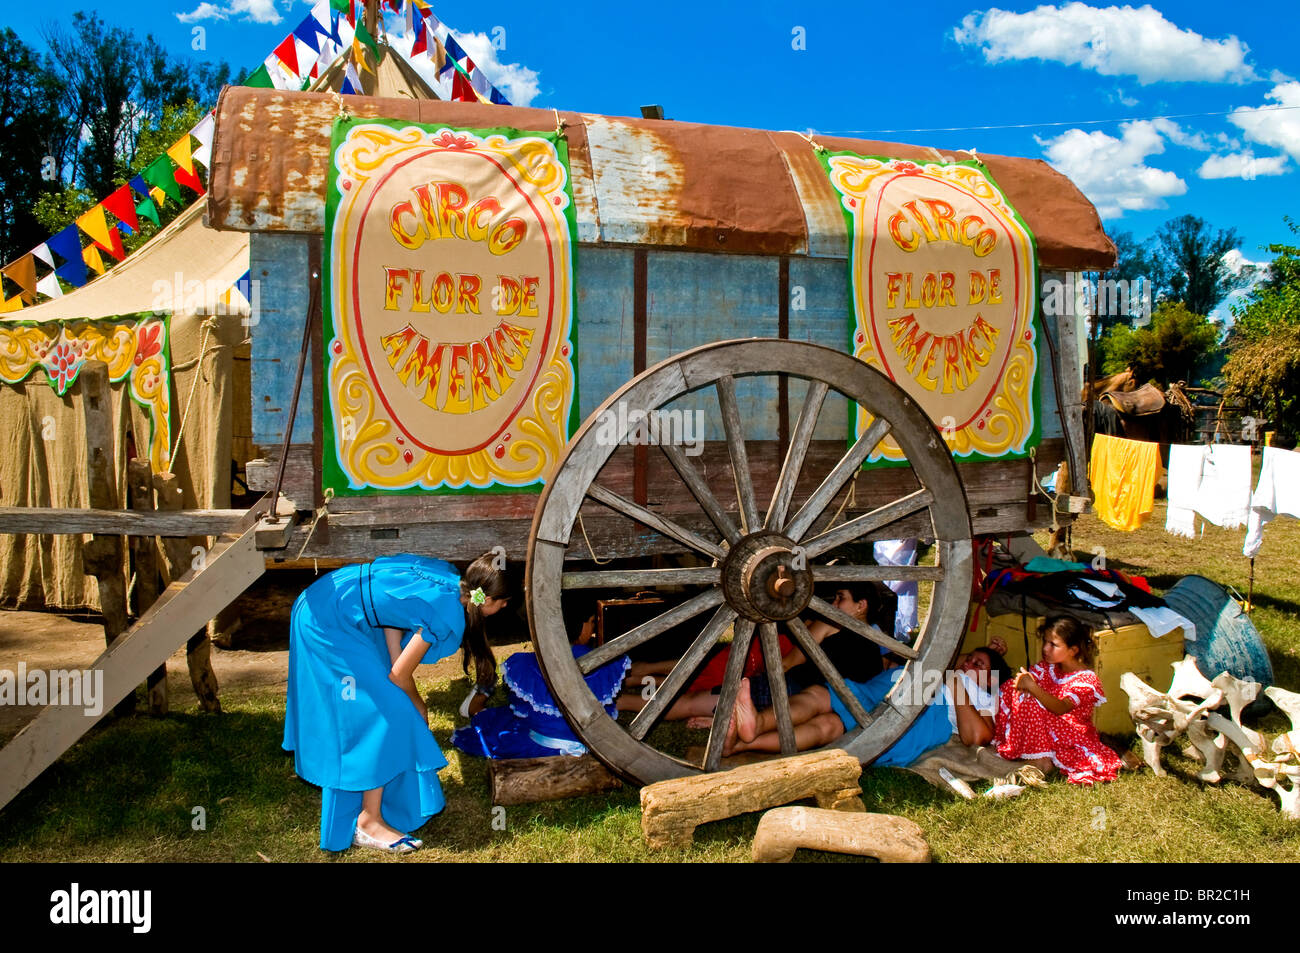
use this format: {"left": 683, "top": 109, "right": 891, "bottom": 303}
{"left": 1128, "top": 605, "right": 1196, "bottom": 641}
{"left": 1244, "top": 446, "right": 1300, "bottom": 557}
{"left": 1089, "top": 433, "right": 1163, "bottom": 532}
{"left": 1194, "top": 444, "right": 1253, "bottom": 529}
{"left": 1165, "top": 444, "right": 1204, "bottom": 538}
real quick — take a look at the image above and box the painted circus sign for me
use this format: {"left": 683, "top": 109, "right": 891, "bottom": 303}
{"left": 823, "top": 154, "right": 1039, "bottom": 462}
{"left": 324, "top": 118, "right": 578, "bottom": 493}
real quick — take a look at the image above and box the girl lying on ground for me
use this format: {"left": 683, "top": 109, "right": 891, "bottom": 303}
{"left": 724, "top": 645, "right": 1012, "bottom": 766}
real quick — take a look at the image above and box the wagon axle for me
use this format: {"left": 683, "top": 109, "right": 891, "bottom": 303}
{"left": 722, "top": 531, "right": 812, "bottom": 623}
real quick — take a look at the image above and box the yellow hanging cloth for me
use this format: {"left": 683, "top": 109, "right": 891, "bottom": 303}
{"left": 1089, "top": 433, "right": 1164, "bottom": 532}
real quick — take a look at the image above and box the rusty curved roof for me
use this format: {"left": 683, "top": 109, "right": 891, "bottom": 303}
{"left": 207, "top": 86, "right": 1115, "bottom": 270}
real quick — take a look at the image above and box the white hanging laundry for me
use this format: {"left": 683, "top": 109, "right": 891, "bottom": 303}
{"left": 1244, "top": 446, "right": 1300, "bottom": 557}
{"left": 1193, "top": 444, "right": 1253, "bottom": 529}
{"left": 1165, "top": 444, "right": 1205, "bottom": 538}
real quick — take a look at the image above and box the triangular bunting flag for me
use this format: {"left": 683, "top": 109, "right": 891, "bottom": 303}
{"left": 451, "top": 69, "right": 477, "bottom": 102}
{"left": 329, "top": 0, "right": 351, "bottom": 13}
{"left": 385, "top": 0, "right": 402, "bottom": 12}
{"left": 444, "top": 35, "right": 466, "bottom": 64}
{"left": 2, "top": 254, "right": 37, "bottom": 304}
{"left": 98, "top": 223, "right": 126, "bottom": 261}
{"left": 490, "top": 87, "right": 511, "bottom": 106}
{"left": 36, "top": 272, "right": 63, "bottom": 299}
{"left": 75, "top": 205, "right": 116, "bottom": 253}
{"left": 48, "top": 225, "right": 88, "bottom": 288}
{"left": 174, "top": 163, "right": 205, "bottom": 196}
{"left": 0, "top": 295, "right": 24, "bottom": 314}
{"left": 292, "top": 16, "right": 323, "bottom": 53}
{"left": 190, "top": 113, "right": 215, "bottom": 169}
{"left": 432, "top": 34, "right": 450, "bottom": 75}
{"left": 411, "top": 16, "right": 426, "bottom": 56}
{"left": 143, "top": 155, "right": 184, "bottom": 205}
{"left": 136, "top": 195, "right": 161, "bottom": 228}
{"left": 405, "top": 0, "right": 413, "bottom": 34}
{"left": 352, "top": 40, "right": 375, "bottom": 74}
{"left": 31, "top": 243, "right": 55, "bottom": 271}
{"left": 273, "top": 35, "right": 300, "bottom": 77}
{"left": 82, "top": 243, "right": 106, "bottom": 276}
{"left": 167, "top": 135, "right": 196, "bottom": 176}
{"left": 102, "top": 185, "right": 140, "bottom": 233}
{"left": 326, "top": 11, "right": 344, "bottom": 45}
{"left": 342, "top": 59, "right": 363, "bottom": 95}
{"left": 245, "top": 63, "right": 275, "bottom": 88}
{"left": 470, "top": 67, "right": 491, "bottom": 99}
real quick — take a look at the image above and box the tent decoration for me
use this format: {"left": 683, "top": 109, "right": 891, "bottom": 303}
{"left": 820, "top": 152, "right": 1041, "bottom": 463}
{"left": 0, "top": 318, "right": 172, "bottom": 471}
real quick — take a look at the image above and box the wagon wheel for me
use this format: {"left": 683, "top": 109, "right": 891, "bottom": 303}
{"left": 526, "top": 339, "right": 972, "bottom": 784}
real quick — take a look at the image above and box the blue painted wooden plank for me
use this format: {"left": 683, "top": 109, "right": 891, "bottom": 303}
{"left": 249, "top": 233, "right": 314, "bottom": 448}
{"left": 574, "top": 247, "right": 635, "bottom": 420}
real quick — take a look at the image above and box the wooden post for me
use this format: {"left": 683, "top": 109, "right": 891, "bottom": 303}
{"left": 127, "top": 459, "right": 166, "bottom": 714}
{"left": 154, "top": 471, "right": 222, "bottom": 713}
{"left": 79, "top": 361, "right": 133, "bottom": 716}
{"left": 488, "top": 755, "right": 621, "bottom": 805}
{"left": 751, "top": 807, "right": 931, "bottom": 863}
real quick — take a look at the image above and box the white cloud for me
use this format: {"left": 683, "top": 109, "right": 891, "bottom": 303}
{"left": 453, "top": 30, "right": 541, "bottom": 108}
{"left": 177, "top": 0, "right": 283, "bottom": 24}
{"left": 1038, "top": 121, "right": 1186, "bottom": 217}
{"left": 954, "top": 3, "right": 1260, "bottom": 85}
{"left": 1198, "top": 152, "right": 1290, "bottom": 179}
{"left": 1229, "top": 81, "right": 1300, "bottom": 162}
{"left": 1149, "top": 117, "right": 1212, "bottom": 151}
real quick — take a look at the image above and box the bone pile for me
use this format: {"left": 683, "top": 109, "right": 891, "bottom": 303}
{"left": 1121, "top": 656, "right": 1300, "bottom": 820}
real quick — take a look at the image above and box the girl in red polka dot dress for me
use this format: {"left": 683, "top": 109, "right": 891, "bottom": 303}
{"left": 995, "top": 616, "right": 1138, "bottom": 785}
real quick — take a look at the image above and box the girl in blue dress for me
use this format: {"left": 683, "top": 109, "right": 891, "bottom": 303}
{"left": 283, "top": 552, "right": 509, "bottom": 853}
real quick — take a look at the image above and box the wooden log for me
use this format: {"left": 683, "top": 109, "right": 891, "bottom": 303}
{"left": 127, "top": 459, "right": 167, "bottom": 715}
{"left": 154, "top": 472, "right": 222, "bottom": 713}
{"left": 751, "top": 807, "right": 931, "bottom": 863}
{"left": 79, "top": 362, "right": 133, "bottom": 716}
{"left": 487, "top": 755, "right": 622, "bottom": 805}
{"left": 639, "top": 749, "right": 865, "bottom": 850}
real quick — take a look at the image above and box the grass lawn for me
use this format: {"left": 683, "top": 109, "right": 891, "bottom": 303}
{"left": 1, "top": 502, "right": 1298, "bottom": 863}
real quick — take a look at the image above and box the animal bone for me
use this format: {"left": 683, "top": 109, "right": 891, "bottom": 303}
{"left": 1167, "top": 655, "right": 1217, "bottom": 702}
{"left": 1168, "top": 691, "right": 1224, "bottom": 733}
{"left": 1211, "top": 671, "right": 1261, "bottom": 729}
{"left": 1185, "top": 716, "right": 1227, "bottom": 783}
{"left": 1265, "top": 686, "right": 1300, "bottom": 755}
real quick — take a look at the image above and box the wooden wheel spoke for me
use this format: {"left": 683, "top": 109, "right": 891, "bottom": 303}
{"left": 786, "top": 617, "right": 873, "bottom": 731}
{"left": 758, "top": 621, "right": 797, "bottom": 755}
{"left": 812, "top": 564, "right": 943, "bottom": 583}
{"left": 765, "top": 380, "right": 828, "bottom": 530}
{"left": 659, "top": 442, "right": 741, "bottom": 544}
{"left": 806, "top": 594, "right": 918, "bottom": 660}
{"left": 629, "top": 605, "right": 737, "bottom": 740}
{"left": 703, "top": 618, "right": 756, "bottom": 771}
{"left": 784, "top": 417, "right": 891, "bottom": 542}
{"left": 586, "top": 482, "right": 725, "bottom": 560}
{"left": 576, "top": 588, "right": 724, "bottom": 673}
{"left": 800, "top": 488, "right": 934, "bottom": 559}
{"left": 562, "top": 567, "right": 720, "bottom": 590}
{"left": 716, "top": 375, "right": 760, "bottom": 534}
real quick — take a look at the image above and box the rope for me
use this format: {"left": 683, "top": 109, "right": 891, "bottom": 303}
{"left": 576, "top": 510, "right": 614, "bottom": 565}
{"left": 169, "top": 319, "right": 215, "bottom": 467}
{"left": 792, "top": 130, "right": 826, "bottom": 154}
{"left": 295, "top": 488, "right": 335, "bottom": 560}
{"left": 553, "top": 109, "right": 564, "bottom": 137}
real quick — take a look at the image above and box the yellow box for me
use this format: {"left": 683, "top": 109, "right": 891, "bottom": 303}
{"left": 960, "top": 608, "right": 1184, "bottom": 735}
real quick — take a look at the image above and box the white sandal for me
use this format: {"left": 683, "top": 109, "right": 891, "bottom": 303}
{"left": 352, "top": 827, "right": 421, "bottom": 853}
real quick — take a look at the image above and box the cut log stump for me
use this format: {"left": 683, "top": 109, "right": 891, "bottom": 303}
{"left": 640, "top": 749, "right": 865, "bottom": 850}
{"left": 751, "top": 807, "right": 930, "bottom": 863}
{"left": 488, "top": 755, "right": 622, "bottom": 805}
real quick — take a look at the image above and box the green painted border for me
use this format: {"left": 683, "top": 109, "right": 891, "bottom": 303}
{"left": 815, "top": 150, "right": 1043, "bottom": 469}
{"left": 321, "top": 118, "right": 581, "bottom": 497}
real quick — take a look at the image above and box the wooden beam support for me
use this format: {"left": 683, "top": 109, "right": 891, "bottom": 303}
{"left": 752, "top": 807, "right": 931, "bottom": 863}
{"left": 0, "top": 517, "right": 266, "bottom": 812}
{"left": 127, "top": 459, "right": 167, "bottom": 715}
{"left": 487, "top": 755, "right": 622, "bottom": 805}
{"left": 0, "top": 507, "right": 247, "bottom": 536}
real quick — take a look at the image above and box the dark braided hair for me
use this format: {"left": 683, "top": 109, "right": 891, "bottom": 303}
{"left": 459, "top": 552, "right": 510, "bottom": 688}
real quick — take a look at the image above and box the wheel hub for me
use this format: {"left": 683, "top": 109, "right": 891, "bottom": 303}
{"left": 720, "top": 531, "right": 813, "bottom": 622}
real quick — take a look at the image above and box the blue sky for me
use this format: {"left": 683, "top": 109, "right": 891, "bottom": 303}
{"left": 7, "top": 1, "right": 1298, "bottom": 303}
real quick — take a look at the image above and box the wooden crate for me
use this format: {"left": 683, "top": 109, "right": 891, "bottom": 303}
{"left": 961, "top": 609, "right": 1184, "bottom": 735}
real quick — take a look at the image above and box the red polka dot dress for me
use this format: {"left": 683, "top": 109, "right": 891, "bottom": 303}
{"left": 995, "top": 662, "right": 1123, "bottom": 785}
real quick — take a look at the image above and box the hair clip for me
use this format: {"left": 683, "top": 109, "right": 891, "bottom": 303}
{"left": 469, "top": 587, "right": 487, "bottom": 606}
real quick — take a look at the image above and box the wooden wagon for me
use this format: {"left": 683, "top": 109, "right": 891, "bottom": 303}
{"left": 0, "top": 85, "right": 1115, "bottom": 803}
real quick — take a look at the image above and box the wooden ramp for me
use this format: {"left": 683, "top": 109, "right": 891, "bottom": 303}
{"left": 0, "top": 518, "right": 266, "bottom": 812}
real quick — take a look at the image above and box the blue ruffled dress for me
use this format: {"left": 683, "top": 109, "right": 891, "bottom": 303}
{"left": 827, "top": 667, "right": 958, "bottom": 767}
{"left": 283, "top": 555, "right": 466, "bottom": 851}
{"left": 452, "top": 646, "right": 630, "bottom": 759}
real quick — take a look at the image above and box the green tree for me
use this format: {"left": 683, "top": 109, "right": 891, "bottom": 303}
{"left": 0, "top": 28, "right": 67, "bottom": 263}
{"left": 1099, "top": 301, "right": 1219, "bottom": 386}
{"left": 1154, "top": 214, "right": 1250, "bottom": 317}
{"left": 1222, "top": 218, "right": 1300, "bottom": 443}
